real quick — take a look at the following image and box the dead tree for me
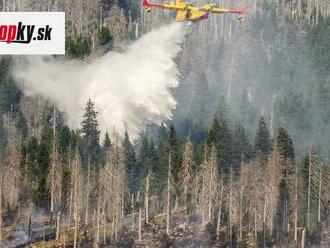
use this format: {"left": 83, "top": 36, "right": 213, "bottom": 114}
{"left": 2, "top": 114, "right": 22, "bottom": 210}
{"left": 48, "top": 108, "right": 62, "bottom": 217}
{"left": 206, "top": 144, "right": 220, "bottom": 222}
{"left": 71, "top": 148, "right": 83, "bottom": 248}
{"left": 264, "top": 143, "right": 282, "bottom": 234}
{"left": 239, "top": 159, "right": 265, "bottom": 237}
{"left": 99, "top": 131, "right": 126, "bottom": 241}
{"left": 179, "top": 139, "right": 194, "bottom": 218}
{"left": 166, "top": 152, "right": 172, "bottom": 235}
{"left": 143, "top": 169, "right": 153, "bottom": 224}
{"left": 306, "top": 148, "right": 319, "bottom": 229}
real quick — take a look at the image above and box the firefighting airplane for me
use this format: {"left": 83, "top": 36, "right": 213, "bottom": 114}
{"left": 143, "top": 0, "right": 246, "bottom": 22}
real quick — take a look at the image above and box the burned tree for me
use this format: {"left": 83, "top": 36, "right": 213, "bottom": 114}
{"left": 179, "top": 139, "right": 194, "bottom": 217}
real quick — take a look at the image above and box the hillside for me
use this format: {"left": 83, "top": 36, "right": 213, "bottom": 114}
{"left": 0, "top": 0, "right": 329, "bottom": 247}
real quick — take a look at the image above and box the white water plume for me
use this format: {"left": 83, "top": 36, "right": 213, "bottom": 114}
{"left": 14, "top": 23, "right": 184, "bottom": 138}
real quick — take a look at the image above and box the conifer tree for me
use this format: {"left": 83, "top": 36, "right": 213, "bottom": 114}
{"left": 207, "top": 118, "right": 221, "bottom": 146}
{"left": 148, "top": 140, "right": 159, "bottom": 171}
{"left": 217, "top": 119, "right": 234, "bottom": 172}
{"left": 273, "top": 128, "right": 295, "bottom": 231}
{"left": 137, "top": 135, "right": 150, "bottom": 187}
{"left": 123, "top": 131, "right": 137, "bottom": 191}
{"left": 233, "top": 124, "right": 252, "bottom": 166}
{"left": 81, "top": 99, "right": 100, "bottom": 162}
{"left": 102, "top": 131, "right": 111, "bottom": 150}
{"left": 254, "top": 116, "right": 271, "bottom": 157}
{"left": 167, "top": 125, "right": 180, "bottom": 182}
{"left": 101, "top": 131, "right": 111, "bottom": 165}
{"left": 276, "top": 127, "right": 295, "bottom": 161}
{"left": 123, "top": 132, "right": 136, "bottom": 172}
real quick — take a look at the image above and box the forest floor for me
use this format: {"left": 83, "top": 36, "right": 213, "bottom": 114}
{"left": 3, "top": 207, "right": 55, "bottom": 248}
{"left": 4, "top": 206, "right": 330, "bottom": 247}
{"left": 2, "top": 206, "right": 213, "bottom": 247}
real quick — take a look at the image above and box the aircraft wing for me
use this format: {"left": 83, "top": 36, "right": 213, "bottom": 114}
{"left": 211, "top": 7, "right": 246, "bottom": 14}
{"left": 143, "top": 0, "right": 186, "bottom": 10}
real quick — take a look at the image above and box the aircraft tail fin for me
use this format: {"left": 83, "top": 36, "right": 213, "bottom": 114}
{"left": 142, "top": 0, "right": 162, "bottom": 7}
{"left": 143, "top": 0, "right": 149, "bottom": 6}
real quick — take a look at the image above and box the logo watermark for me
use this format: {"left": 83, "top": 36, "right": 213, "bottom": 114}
{"left": 0, "top": 12, "right": 65, "bottom": 54}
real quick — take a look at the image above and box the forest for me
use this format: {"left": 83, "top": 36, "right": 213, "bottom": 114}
{"left": 0, "top": 0, "right": 330, "bottom": 247}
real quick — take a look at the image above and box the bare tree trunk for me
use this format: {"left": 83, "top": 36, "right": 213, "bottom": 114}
{"left": 166, "top": 152, "right": 171, "bottom": 235}
{"left": 239, "top": 185, "right": 243, "bottom": 241}
{"left": 50, "top": 107, "right": 56, "bottom": 214}
{"left": 294, "top": 165, "right": 298, "bottom": 242}
{"left": 114, "top": 214, "right": 118, "bottom": 241}
{"left": 121, "top": 197, "right": 124, "bottom": 220}
{"left": 111, "top": 215, "right": 115, "bottom": 239}
{"left": 63, "top": 230, "right": 66, "bottom": 248}
{"left": 263, "top": 187, "right": 267, "bottom": 247}
{"left": 301, "top": 227, "right": 306, "bottom": 248}
{"left": 145, "top": 170, "right": 150, "bottom": 224}
{"left": 95, "top": 195, "right": 101, "bottom": 247}
{"left": 138, "top": 207, "right": 142, "bottom": 241}
{"left": 73, "top": 206, "right": 79, "bottom": 248}
{"left": 73, "top": 155, "right": 81, "bottom": 248}
{"left": 201, "top": 173, "right": 206, "bottom": 220}
{"left": 200, "top": 144, "right": 207, "bottom": 214}
{"left": 175, "top": 196, "right": 178, "bottom": 210}
{"left": 307, "top": 149, "right": 311, "bottom": 228}
{"left": 67, "top": 188, "right": 73, "bottom": 237}
{"left": 216, "top": 185, "right": 223, "bottom": 240}
{"left": 50, "top": 166, "right": 55, "bottom": 213}
{"left": 318, "top": 169, "right": 322, "bottom": 223}
{"left": 131, "top": 194, "right": 135, "bottom": 231}
{"left": 135, "top": 190, "right": 142, "bottom": 241}
{"left": 229, "top": 168, "right": 233, "bottom": 246}
{"left": 56, "top": 212, "right": 60, "bottom": 240}
{"left": 254, "top": 207, "right": 257, "bottom": 238}
{"left": 85, "top": 156, "right": 91, "bottom": 228}
{"left": 103, "top": 201, "right": 106, "bottom": 245}
{"left": 208, "top": 163, "right": 213, "bottom": 222}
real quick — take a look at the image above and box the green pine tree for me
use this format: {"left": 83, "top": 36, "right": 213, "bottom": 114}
{"left": 66, "top": 36, "right": 91, "bottom": 58}
{"left": 276, "top": 127, "right": 295, "bottom": 161}
{"left": 81, "top": 99, "right": 100, "bottom": 163}
{"left": 254, "top": 115, "right": 271, "bottom": 157}
{"left": 123, "top": 131, "right": 137, "bottom": 191}
{"left": 97, "top": 27, "right": 113, "bottom": 48}
{"left": 206, "top": 118, "right": 221, "bottom": 147}
{"left": 217, "top": 119, "right": 233, "bottom": 172}
{"left": 206, "top": 117, "right": 234, "bottom": 172}
{"left": 167, "top": 125, "right": 181, "bottom": 182}
{"left": 102, "top": 131, "right": 112, "bottom": 150}
{"left": 233, "top": 124, "right": 252, "bottom": 166}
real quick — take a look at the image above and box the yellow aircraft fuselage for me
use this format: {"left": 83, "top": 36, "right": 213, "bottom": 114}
{"left": 164, "top": 2, "right": 209, "bottom": 21}
{"left": 143, "top": 0, "right": 246, "bottom": 22}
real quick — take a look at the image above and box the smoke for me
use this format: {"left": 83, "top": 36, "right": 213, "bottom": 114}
{"left": 14, "top": 23, "right": 185, "bottom": 138}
